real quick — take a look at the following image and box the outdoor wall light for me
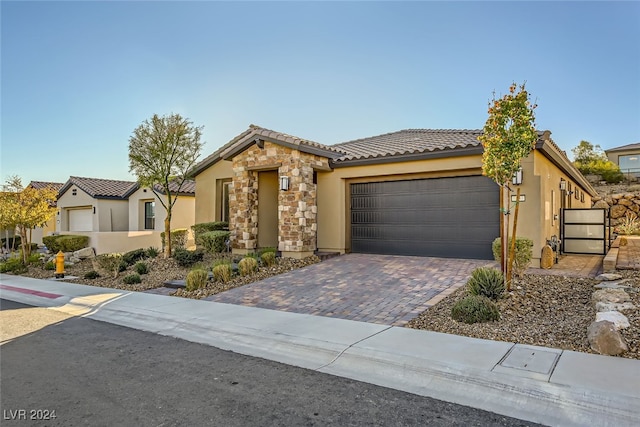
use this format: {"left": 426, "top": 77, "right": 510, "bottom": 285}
{"left": 279, "top": 176, "right": 290, "bottom": 191}
{"left": 559, "top": 179, "right": 567, "bottom": 191}
{"left": 512, "top": 168, "right": 523, "bottom": 185}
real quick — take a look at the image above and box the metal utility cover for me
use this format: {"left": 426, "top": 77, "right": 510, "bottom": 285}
{"left": 492, "top": 345, "right": 561, "bottom": 381}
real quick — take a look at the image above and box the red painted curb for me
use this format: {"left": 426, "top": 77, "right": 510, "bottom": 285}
{"left": 0, "top": 283, "right": 63, "bottom": 299}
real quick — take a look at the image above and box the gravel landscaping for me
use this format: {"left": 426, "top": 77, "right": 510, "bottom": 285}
{"left": 407, "top": 271, "right": 640, "bottom": 360}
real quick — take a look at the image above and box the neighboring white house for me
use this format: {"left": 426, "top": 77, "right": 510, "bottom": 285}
{"left": 56, "top": 176, "right": 195, "bottom": 254}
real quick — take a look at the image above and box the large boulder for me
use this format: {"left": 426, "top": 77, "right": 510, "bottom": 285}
{"left": 587, "top": 321, "right": 628, "bottom": 356}
{"left": 592, "top": 288, "right": 631, "bottom": 305}
{"left": 592, "top": 200, "right": 610, "bottom": 209}
{"left": 610, "top": 204, "right": 628, "bottom": 219}
{"left": 595, "top": 311, "right": 630, "bottom": 330}
{"left": 540, "top": 245, "right": 554, "bottom": 269}
{"left": 73, "top": 247, "right": 95, "bottom": 260}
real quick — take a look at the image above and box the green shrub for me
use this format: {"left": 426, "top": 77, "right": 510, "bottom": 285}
{"left": 192, "top": 221, "right": 229, "bottom": 246}
{"left": 492, "top": 237, "right": 534, "bottom": 279}
{"left": 174, "top": 248, "right": 204, "bottom": 267}
{"left": 618, "top": 212, "right": 639, "bottom": 235}
{"left": 84, "top": 270, "right": 101, "bottom": 279}
{"left": 261, "top": 251, "right": 276, "bottom": 267}
{"left": 146, "top": 246, "right": 160, "bottom": 258}
{"left": 0, "top": 258, "right": 27, "bottom": 274}
{"left": 186, "top": 268, "right": 208, "bottom": 291}
{"left": 96, "top": 253, "right": 124, "bottom": 278}
{"left": 466, "top": 267, "right": 505, "bottom": 300}
{"left": 161, "top": 228, "right": 189, "bottom": 252}
{"left": 44, "top": 260, "right": 55, "bottom": 270}
{"left": 42, "top": 235, "right": 89, "bottom": 253}
{"left": 212, "top": 263, "right": 232, "bottom": 283}
{"left": 27, "top": 253, "right": 42, "bottom": 264}
{"left": 123, "top": 273, "right": 142, "bottom": 284}
{"left": 238, "top": 257, "right": 258, "bottom": 276}
{"left": 134, "top": 262, "right": 149, "bottom": 275}
{"left": 123, "top": 248, "right": 146, "bottom": 266}
{"left": 200, "top": 230, "right": 230, "bottom": 254}
{"left": 451, "top": 295, "right": 500, "bottom": 324}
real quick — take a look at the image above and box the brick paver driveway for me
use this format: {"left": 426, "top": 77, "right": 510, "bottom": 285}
{"left": 205, "top": 254, "right": 494, "bottom": 326}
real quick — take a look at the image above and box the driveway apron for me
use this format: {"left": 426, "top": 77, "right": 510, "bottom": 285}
{"left": 205, "top": 254, "right": 493, "bottom": 326}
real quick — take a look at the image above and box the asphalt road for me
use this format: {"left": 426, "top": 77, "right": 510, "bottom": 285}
{"left": 0, "top": 299, "right": 542, "bottom": 426}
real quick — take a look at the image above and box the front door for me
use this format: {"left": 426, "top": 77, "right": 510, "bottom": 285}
{"left": 258, "top": 170, "right": 278, "bottom": 249}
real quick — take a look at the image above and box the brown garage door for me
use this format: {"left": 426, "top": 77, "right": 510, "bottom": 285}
{"left": 350, "top": 176, "right": 499, "bottom": 259}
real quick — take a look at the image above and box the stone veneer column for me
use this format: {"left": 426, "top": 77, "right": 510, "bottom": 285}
{"left": 229, "top": 141, "right": 328, "bottom": 257}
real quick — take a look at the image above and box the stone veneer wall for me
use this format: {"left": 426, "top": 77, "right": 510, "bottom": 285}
{"left": 229, "top": 141, "right": 330, "bottom": 254}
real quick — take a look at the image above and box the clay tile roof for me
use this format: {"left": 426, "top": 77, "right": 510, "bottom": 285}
{"left": 28, "top": 181, "right": 64, "bottom": 191}
{"left": 153, "top": 179, "right": 195, "bottom": 196}
{"left": 61, "top": 176, "right": 138, "bottom": 199}
{"left": 332, "top": 129, "right": 484, "bottom": 162}
{"left": 248, "top": 124, "right": 346, "bottom": 155}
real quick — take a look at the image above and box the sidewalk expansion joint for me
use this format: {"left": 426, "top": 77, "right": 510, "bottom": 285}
{"left": 314, "top": 325, "right": 393, "bottom": 371}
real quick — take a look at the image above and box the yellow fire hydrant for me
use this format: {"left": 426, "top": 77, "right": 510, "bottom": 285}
{"left": 55, "top": 251, "right": 65, "bottom": 279}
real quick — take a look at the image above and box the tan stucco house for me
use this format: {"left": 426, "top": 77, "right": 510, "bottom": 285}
{"left": 56, "top": 176, "right": 195, "bottom": 254}
{"left": 192, "top": 125, "right": 596, "bottom": 267}
{"left": 605, "top": 143, "right": 640, "bottom": 177}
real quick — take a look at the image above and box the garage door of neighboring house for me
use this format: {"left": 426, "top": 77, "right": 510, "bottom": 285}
{"left": 68, "top": 208, "right": 93, "bottom": 232}
{"left": 350, "top": 176, "right": 499, "bottom": 259}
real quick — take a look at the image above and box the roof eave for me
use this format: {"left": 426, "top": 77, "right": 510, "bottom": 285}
{"left": 221, "top": 134, "right": 339, "bottom": 161}
{"left": 330, "top": 145, "right": 483, "bottom": 168}
{"left": 535, "top": 139, "right": 598, "bottom": 197}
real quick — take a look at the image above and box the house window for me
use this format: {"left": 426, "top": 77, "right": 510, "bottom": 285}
{"left": 618, "top": 155, "right": 640, "bottom": 175}
{"left": 221, "top": 181, "right": 232, "bottom": 223}
{"left": 144, "top": 201, "right": 155, "bottom": 230}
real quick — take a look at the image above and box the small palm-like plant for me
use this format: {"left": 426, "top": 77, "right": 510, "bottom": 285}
{"left": 466, "top": 267, "right": 505, "bottom": 300}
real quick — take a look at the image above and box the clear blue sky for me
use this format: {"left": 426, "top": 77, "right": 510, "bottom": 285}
{"left": 2, "top": 1, "right": 639, "bottom": 186}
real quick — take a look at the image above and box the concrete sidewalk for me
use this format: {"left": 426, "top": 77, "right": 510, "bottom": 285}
{"left": 1, "top": 275, "right": 638, "bottom": 427}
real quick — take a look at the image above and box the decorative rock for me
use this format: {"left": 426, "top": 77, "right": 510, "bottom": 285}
{"left": 73, "top": 247, "right": 95, "bottom": 260}
{"left": 540, "top": 245, "right": 554, "bottom": 269}
{"left": 610, "top": 204, "right": 627, "bottom": 219}
{"left": 595, "top": 311, "right": 630, "bottom": 330}
{"left": 69, "top": 256, "right": 81, "bottom": 263}
{"left": 592, "top": 288, "right": 631, "bottom": 304}
{"left": 595, "top": 273, "right": 623, "bottom": 281}
{"left": 592, "top": 200, "right": 610, "bottom": 209}
{"left": 587, "top": 321, "right": 628, "bottom": 355}
{"left": 596, "top": 301, "right": 636, "bottom": 313}
{"left": 594, "top": 280, "right": 635, "bottom": 292}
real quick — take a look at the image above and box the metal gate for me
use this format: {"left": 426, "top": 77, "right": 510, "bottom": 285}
{"left": 561, "top": 208, "right": 609, "bottom": 255}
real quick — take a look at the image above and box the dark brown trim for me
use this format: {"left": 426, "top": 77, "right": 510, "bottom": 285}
{"left": 535, "top": 140, "right": 598, "bottom": 197}
{"left": 330, "top": 145, "right": 483, "bottom": 168}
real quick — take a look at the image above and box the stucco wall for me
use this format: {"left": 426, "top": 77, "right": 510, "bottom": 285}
{"left": 128, "top": 188, "right": 196, "bottom": 232}
{"left": 97, "top": 199, "right": 129, "bottom": 232}
{"left": 194, "top": 159, "right": 233, "bottom": 224}
{"left": 60, "top": 231, "right": 162, "bottom": 255}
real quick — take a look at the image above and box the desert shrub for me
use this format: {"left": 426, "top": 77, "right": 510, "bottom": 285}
{"left": 174, "top": 248, "right": 204, "bottom": 267}
{"left": 161, "top": 228, "right": 189, "bottom": 252}
{"left": 186, "top": 268, "right": 208, "bottom": 291}
{"left": 192, "top": 221, "right": 229, "bottom": 246}
{"left": 27, "top": 253, "right": 42, "bottom": 264}
{"left": 84, "top": 270, "right": 101, "bottom": 279}
{"left": 146, "top": 246, "right": 160, "bottom": 258}
{"left": 618, "top": 212, "right": 639, "bottom": 235}
{"left": 44, "top": 260, "right": 55, "bottom": 270}
{"left": 451, "top": 295, "right": 500, "bottom": 324}
{"left": 42, "top": 235, "right": 89, "bottom": 253}
{"left": 123, "top": 248, "right": 147, "bottom": 266}
{"left": 492, "top": 237, "right": 534, "bottom": 278}
{"left": 123, "top": 273, "right": 142, "bottom": 284}
{"left": 466, "top": 267, "right": 505, "bottom": 300}
{"left": 0, "top": 258, "right": 27, "bottom": 274}
{"left": 238, "top": 257, "right": 258, "bottom": 276}
{"left": 212, "top": 263, "right": 232, "bottom": 283}
{"left": 134, "top": 262, "right": 149, "bottom": 275}
{"left": 261, "top": 251, "right": 276, "bottom": 267}
{"left": 200, "top": 230, "right": 230, "bottom": 254}
{"left": 96, "top": 253, "right": 124, "bottom": 278}
{"left": 620, "top": 236, "right": 628, "bottom": 246}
